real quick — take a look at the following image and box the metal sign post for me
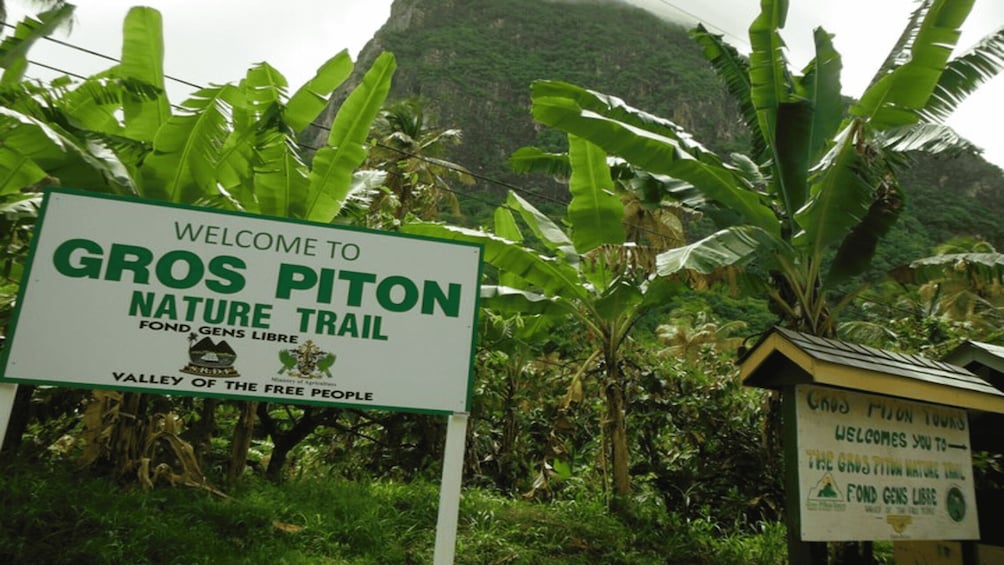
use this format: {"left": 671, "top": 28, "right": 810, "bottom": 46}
{"left": 0, "top": 383, "right": 17, "bottom": 455}
{"left": 434, "top": 412, "right": 469, "bottom": 564}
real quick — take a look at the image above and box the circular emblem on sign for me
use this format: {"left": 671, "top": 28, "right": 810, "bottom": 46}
{"left": 945, "top": 487, "right": 966, "bottom": 522}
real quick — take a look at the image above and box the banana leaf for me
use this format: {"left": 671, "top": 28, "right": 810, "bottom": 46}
{"left": 656, "top": 225, "right": 785, "bottom": 276}
{"left": 567, "top": 134, "right": 624, "bottom": 253}
{"left": 305, "top": 52, "right": 395, "bottom": 223}
{"left": 285, "top": 50, "right": 354, "bottom": 133}
{"left": 690, "top": 24, "right": 762, "bottom": 160}
{"left": 480, "top": 285, "right": 577, "bottom": 318}
{"left": 508, "top": 146, "right": 571, "bottom": 178}
{"left": 117, "top": 6, "right": 171, "bottom": 141}
{"left": 402, "top": 222, "right": 589, "bottom": 302}
{"left": 0, "top": 5, "right": 75, "bottom": 84}
{"left": 59, "top": 78, "right": 127, "bottom": 136}
{"left": 504, "top": 191, "right": 577, "bottom": 263}
{"left": 0, "top": 107, "right": 135, "bottom": 195}
{"left": 853, "top": 0, "right": 975, "bottom": 128}
{"left": 793, "top": 124, "right": 875, "bottom": 256}
{"left": 747, "top": 0, "right": 791, "bottom": 151}
{"left": 140, "top": 85, "right": 239, "bottom": 203}
{"left": 922, "top": 27, "right": 1004, "bottom": 122}
{"left": 531, "top": 83, "right": 779, "bottom": 236}
{"left": 492, "top": 206, "right": 524, "bottom": 289}
{"left": 254, "top": 130, "right": 310, "bottom": 218}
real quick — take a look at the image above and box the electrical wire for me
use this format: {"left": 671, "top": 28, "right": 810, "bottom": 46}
{"left": 0, "top": 20, "right": 203, "bottom": 90}
{"left": 2, "top": 14, "right": 722, "bottom": 241}
{"left": 647, "top": 0, "right": 750, "bottom": 50}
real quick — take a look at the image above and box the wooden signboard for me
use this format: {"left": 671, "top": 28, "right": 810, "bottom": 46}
{"left": 794, "top": 384, "right": 979, "bottom": 541}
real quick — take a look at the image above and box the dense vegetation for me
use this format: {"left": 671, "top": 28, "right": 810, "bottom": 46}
{"left": 1, "top": 0, "right": 1004, "bottom": 563}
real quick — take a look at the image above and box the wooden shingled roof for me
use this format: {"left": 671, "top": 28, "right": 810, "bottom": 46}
{"left": 738, "top": 326, "right": 1004, "bottom": 414}
{"left": 942, "top": 340, "right": 1004, "bottom": 391}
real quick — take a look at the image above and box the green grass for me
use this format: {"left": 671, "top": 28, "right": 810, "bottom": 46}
{"left": 0, "top": 462, "right": 786, "bottom": 564}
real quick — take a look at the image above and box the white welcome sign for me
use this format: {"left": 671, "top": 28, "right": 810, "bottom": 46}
{"left": 0, "top": 190, "right": 482, "bottom": 414}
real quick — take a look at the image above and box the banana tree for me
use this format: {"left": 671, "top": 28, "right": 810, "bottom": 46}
{"left": 0, "top": 6, "right": 396, "bottom": 484}
{"left": 0, "top": 6, "right": 395, "bottom": 218}
{"left": 406, "top": 134, "right": 684, "bottom": 507}
{"left": 528, "top": 0, "right": 1004, "bottom": 337}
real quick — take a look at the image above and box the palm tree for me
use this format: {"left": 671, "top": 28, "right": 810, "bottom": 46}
{"left": 364, "top": 98, "right": 473, "bottom": 226}
{"left": 881, "top": 236, "right": 1004, "bottom": 343}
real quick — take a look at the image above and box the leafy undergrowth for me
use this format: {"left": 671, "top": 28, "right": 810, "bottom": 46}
{"left": 0, "top": 462, "right": 785, "bottom": 564}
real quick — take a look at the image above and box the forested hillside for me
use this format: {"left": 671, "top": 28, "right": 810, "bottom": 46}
{"left": 310, "top": 0, "right": 1004, "bottom": 260}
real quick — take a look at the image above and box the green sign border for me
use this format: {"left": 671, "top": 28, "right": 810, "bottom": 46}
{"left": 0, "top": 188, "right": 484, "bottom": 416}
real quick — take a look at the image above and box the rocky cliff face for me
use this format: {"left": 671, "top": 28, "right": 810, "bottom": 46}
{"left": 309, "top": 0, "right": 744, "bottom": 205}
{"left": 307, "top": 0, "right": 1004, "bottom": 253}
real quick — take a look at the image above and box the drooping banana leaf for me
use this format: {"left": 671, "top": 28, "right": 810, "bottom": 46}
{"left": 117, "top": 6, "right": 171, "bottom": 142}
{"left": 0, "top": 107, "right": 135, "bottom": 195}
{"left": 892, "top": 252, "right": 1004, "bottom": 286}
{"left": 480, "top": 285, "right": 577, "bottom": 318}
{"left": 531, "top": 80, "right": 723, "bottom": 166}
{"left": 567, "top": 134, "right": 624, "bottom": 254}
{"left": 922, "top": 27, "right": 1004, "bottom": 122}
{"left": 0, "top": 146, "right": 46, "bottom": 195}
{"left": 140, "top": 85, "right": 239, "bottom": 203}
{"left": 304, "top": 52, "right": 395, "bottom": 223}
{"left": 285, "top": 50, "right": 354, "bottom": 133}
{"left": 531, "top": 88, "right": 778, "bottom": 236}
{"left": 656, "top": 224, "right": 785, "bottom": 277}
{"left": 877, "top": 123, "right": 979, "bottom": 155}
{"left": 402, "top": 222, "right": 590, "bottom": 302}
{"left": 504, "top": 191, "right": 577, "bottom": 263}
{"left": 0, "top": 4, "right": 75, "bottom": 84}
{"left": 690, "top": 24, "right": 763, "bottom": 162}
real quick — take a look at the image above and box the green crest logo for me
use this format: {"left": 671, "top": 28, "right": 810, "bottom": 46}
{"left": 946, "top": 486, "right": 967, "bottom": 522}
{"left": 277, "top": 340, "right": 336, "bottom": 379}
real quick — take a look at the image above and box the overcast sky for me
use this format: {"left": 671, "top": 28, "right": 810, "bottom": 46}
{"left": 8, "top": 0, "right": 1004, "bottom": 168}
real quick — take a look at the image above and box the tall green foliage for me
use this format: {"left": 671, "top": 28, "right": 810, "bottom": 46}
{"left": 0, "top": 6, "right": 395, "bottom": 217}
{"left": 527, "top": 0, "right": 1004, "bottom": 337}
{"left": 406, "top": 134, "right": 685, "bottom": 508}
{"left": 0, "top": 5, "right": 396, "bottom": 486}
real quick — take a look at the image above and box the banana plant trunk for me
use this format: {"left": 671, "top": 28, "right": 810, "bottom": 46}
{"left": 603, "top": 343, "right": 631, "bottom": 508}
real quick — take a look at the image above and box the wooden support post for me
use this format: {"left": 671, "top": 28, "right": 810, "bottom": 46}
{"left": 783, "top": 387, "right": 828, "bottom": 564}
